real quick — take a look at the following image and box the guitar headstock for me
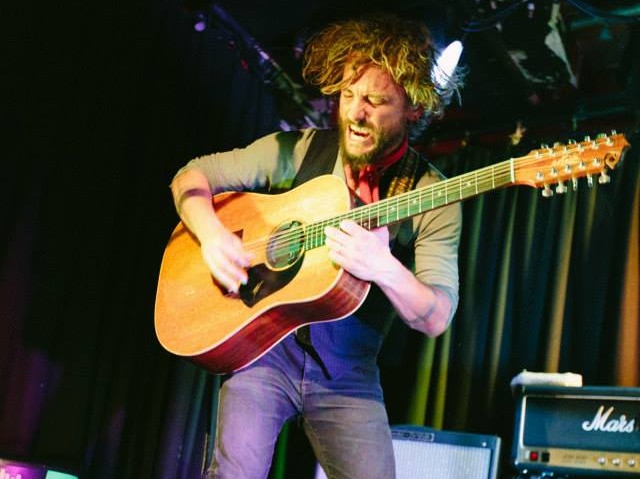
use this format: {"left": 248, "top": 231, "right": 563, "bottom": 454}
{"left": 514, "top": 132, "right": 630, "bottom": 197}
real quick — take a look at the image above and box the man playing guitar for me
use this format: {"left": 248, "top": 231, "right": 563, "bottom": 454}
{"left": 169, "top": 13, "right": 461, "bottom": 479}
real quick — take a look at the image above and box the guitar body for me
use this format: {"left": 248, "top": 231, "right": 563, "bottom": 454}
{"left": 155, "top": 174, "right": 370, "bottom": 374}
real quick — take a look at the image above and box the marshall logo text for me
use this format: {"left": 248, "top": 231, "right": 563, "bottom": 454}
{"left": 581, "top": 405, "right": 637, "bottom": 433}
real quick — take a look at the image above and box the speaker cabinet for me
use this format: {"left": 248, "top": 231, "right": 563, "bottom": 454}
{"left": 315, "top": 425, "right": 501, "bottom": 479}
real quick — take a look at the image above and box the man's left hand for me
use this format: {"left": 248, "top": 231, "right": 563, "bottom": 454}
{"left": 325, "top": 220, "right": 393, "bottom": 282}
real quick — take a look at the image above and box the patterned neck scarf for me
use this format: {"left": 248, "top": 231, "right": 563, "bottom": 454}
{"left": 344, "top": 136, "right": 409, "bottom": 204}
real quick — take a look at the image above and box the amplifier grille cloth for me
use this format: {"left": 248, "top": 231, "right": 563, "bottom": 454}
{"left": 316, "top": 435, "right": 495, "bottom": 479}
{"left": 393, "top": 440, "right": 492, "bottom": 479}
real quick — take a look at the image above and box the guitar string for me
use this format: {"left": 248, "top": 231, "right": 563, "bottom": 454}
{"left": 244, "top": 146, "right": 616, "bottom": 261}
{"left": 238, "top": 159, "right": 512, "bottom": 255}
{"left": 239, "top": 137, "right": 621, "bottom": 259}
{"left": 240, "top": 138, "right": 619, "bottom": 258}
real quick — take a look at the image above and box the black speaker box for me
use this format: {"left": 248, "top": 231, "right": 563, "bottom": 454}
{"left": 512, "top": 385, "right": 640, "bottom": 477}
{"left": 316, "top": 425, "right": 501, "bottom": 479}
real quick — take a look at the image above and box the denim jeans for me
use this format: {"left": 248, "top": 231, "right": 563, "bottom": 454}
{"left": 204, "top": 333, "right": 395, "bottom": 479}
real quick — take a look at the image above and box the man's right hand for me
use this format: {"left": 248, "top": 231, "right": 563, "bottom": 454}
{"left": 171, "top": 167, "right": 252, "bottom": 294}
{"left": 200, "top": 226, "right": 253, "bottom": 294}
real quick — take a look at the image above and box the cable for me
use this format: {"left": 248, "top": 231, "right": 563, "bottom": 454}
{"left": 462, "top": 0, "right": 529, "bottom": 33}
{"left": 564, "top": 0, "right": 640, "bottom": 24}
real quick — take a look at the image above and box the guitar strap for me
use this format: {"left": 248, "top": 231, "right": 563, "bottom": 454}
{"left": 385, "top": 147, "right": 424, "bottom": 197}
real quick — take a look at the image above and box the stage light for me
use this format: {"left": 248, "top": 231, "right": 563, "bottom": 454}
{"left": 433, "top": 40, "right": 463, "bottom": 89}
{"left": 193, "top": 12, "right": 207, "bottom": 32}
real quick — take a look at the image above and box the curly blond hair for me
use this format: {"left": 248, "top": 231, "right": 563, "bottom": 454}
{"left": 302, "top": 14, "right": 448, "bottom": 119}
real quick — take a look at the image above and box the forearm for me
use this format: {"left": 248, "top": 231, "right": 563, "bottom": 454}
{"left": 171, "top": 167, "right": 252, "bottom": 292}
{"left": 170, "top": 168, "right": 222, "bottom": 242}
{"left": 325, "top": 220, "right": 455, "bottom": 336}
{"left": 374, "top": 256, "right": 453, "bottom": 337}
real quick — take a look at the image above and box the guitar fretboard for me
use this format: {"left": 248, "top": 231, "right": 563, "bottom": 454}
{"left": 304, "top": 159, "right": 516, "bottom": 250}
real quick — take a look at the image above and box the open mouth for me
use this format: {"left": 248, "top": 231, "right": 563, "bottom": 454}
{"left": 348, "top": 125, "right": 372, "bottom": 141}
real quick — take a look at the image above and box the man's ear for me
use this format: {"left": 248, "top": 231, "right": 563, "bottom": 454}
{"left": 408, "top": 104, "right": 424, "bottom": 122}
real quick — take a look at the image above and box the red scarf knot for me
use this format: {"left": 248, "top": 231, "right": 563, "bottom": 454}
{"left": 344, "top": 137, "right": 409, "bottom": 204}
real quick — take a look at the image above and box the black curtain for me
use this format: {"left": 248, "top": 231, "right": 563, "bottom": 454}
{"left": 3, "top": 0, "right": 279, "bottom": 477}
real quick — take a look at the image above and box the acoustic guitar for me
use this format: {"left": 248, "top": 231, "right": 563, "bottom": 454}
{"left": 155, "top": 133, "right": 629, "bottom": 374}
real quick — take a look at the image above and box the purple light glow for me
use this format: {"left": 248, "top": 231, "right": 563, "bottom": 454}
{"left": 0, "top": 460, "right": 78, "bottom": 479}
{"left": 0, "top": 462, "right": 43, "bottom": 479}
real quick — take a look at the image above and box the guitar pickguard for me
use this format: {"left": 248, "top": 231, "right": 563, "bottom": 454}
{"left": 238, "top": 219, "right": 306, "bottom": 307}
{"left": 238, "top": 259, "right": 304, "bottom": 307}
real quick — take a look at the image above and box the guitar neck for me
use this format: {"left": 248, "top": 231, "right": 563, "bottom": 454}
{"left": 304, "top": 159, "right": 515, "bottom": 250}
{"left": 302, "top": 132, "right": 628, "bottom": 251}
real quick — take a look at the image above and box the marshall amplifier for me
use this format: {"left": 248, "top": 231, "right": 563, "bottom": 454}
{"left": 512, "top": 385, "right": 640, "bottom": 476}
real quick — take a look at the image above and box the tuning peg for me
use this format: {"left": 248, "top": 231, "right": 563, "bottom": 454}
{"left": 555, "top": 181, "right": 567, "bottom": 194}
{"left": 542, "top": 184, "right": 554, "bottom": 197}
{"left": 572, "top": 178, "right": 579, "bottom": 191}
{"left": 599, "top": 170, "right": 611, "bottom": 184}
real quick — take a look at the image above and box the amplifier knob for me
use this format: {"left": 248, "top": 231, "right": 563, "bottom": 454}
{"left": 597, "top": 457, "right": 606, "bottom": 465}
{"left": 611, "top": 458, "right": 621, "bottom": 466}
{"left": 628, "top": 458, "right": 637, "bottom": 467}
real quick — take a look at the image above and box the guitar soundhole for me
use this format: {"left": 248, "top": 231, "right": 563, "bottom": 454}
{"left": 267, "top": 220, "right": 305, "bottom": 270}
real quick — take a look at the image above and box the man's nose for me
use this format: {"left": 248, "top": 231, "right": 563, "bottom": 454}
{"left": 346, "top": 98, "right": 367, "bottom": 123}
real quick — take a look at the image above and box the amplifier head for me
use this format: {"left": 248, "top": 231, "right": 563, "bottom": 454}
{"left": 512, "top": 385, "right": 640, "bottom": 476}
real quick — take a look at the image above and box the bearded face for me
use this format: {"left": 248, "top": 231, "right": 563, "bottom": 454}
{"left": 337, "top": 64, "right": 418, "bottom": 170}
{"left": 338, "top": 115, "right": 405, "bottom": 170}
